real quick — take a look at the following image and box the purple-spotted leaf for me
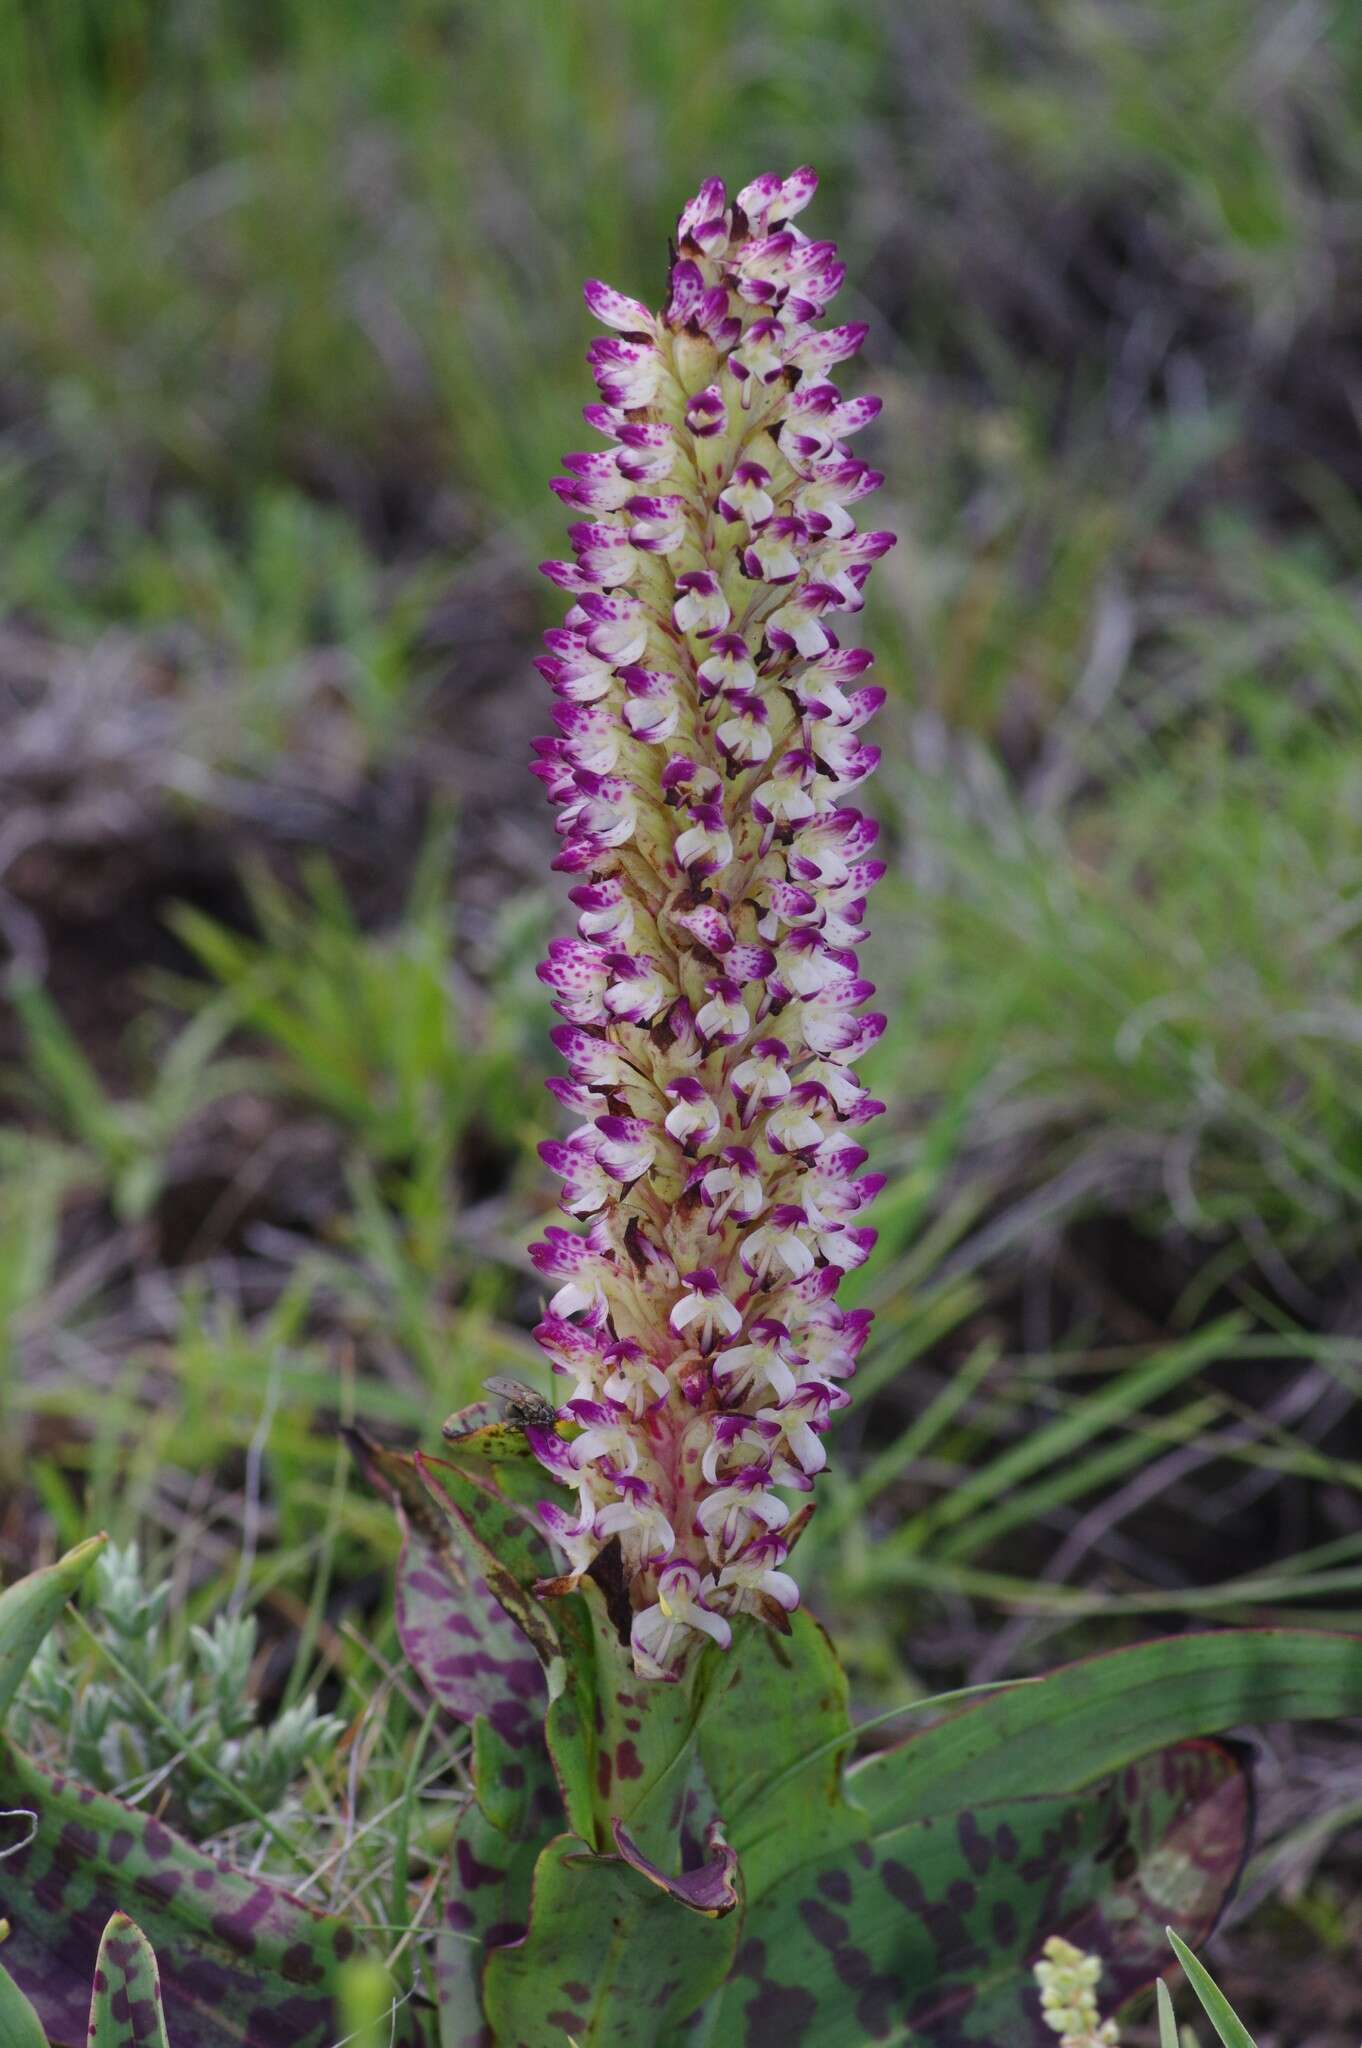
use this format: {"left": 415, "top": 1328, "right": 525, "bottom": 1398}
{"left": 435, "top": 1717, "right": 563, "bottom": 2048}
{"left": 541, "top": 1601, "right": 600, "bottom": 1846}
{"left": 429, "top": 1447, "right": 564, "bottom": 1590}
{"left": 0, "top": 1741, "right": 420, "bottom": 2048}
{"left": 440, "top": 1399, "right": 552, "bottom": 1469}
{"left": 0, "top": 1534, "right": 106, "bottom": 1726}
{"left": 482, "top": 1831, "right": 743, "bottom": 2047}
{"left": 543, "top": 1589, "right": 855, "bottom": 1886}
{"left": 714, "top": 1740, "right": 1249, "bottom": 2047}
{"left": 851, "top": 1626, "right": 1362, "bottom": 1826}
{"left": 696, "top": 1611, "right": 857, "bottom": 1901}
{"left": 89, "top": 1913, "right": 169, "bottom": 2048}
{"left": 611, "top": 1817, "right": 739, "bottom": 1916}
{"left": 346, "top": 1430, "right": 547, "bottom": 1749}
{"left": 549, "top": 1571, "right": 695, "bottom": 1860}
{"left": 410, "top": 1452, "right": 564, "bottom": 1691}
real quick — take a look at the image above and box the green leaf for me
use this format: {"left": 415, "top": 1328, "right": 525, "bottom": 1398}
{"left": 1167, "top": 1929, "right": 1258, "bottom": 2048}
{"left": 0, "top": 1739, "right": 419, "bottom": 2048}
{"left": 1156, "top": 1976, "right": 1182, "bottom": 2048}
{"left": 433, "top": 1422, "right": 569, "bottom": 1579}
{"left": 88, "top": 1913, "right": 169, "bottom": 2048}
{"left": 537, "top": 1587, "right": 856, "bottom": 1878}
{"left": 0, "top": 1954, "right": 48, "bottom": 2048}
{"left": 482, "top": 1831, "right": 742, "bottom": 2047}
{"left": 344, "top": 1430, "right": 547, "bottom": 1748}
{"left": 551, "top": 1571, "right": 697, "bottom": 1862}
{"left": 696, "top": 1612, "right": 857, "bottom": 1903}
{"left": 411, "top": 1452, "right": 565, "bottom": 1685}
{"left": 435, "top": 1718, "right": 563, "bottom": 2048}
{"left": 710, "top": 1741, "right": 1249, "bottom": 2047}
{"left": 0, "top": 1534, "right": 106, "bottom": 1726}
{"left": 852, "top": 1627, "right": 1362, "bottom": 1824}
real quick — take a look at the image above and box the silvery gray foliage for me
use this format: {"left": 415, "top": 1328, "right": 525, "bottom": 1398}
{"left": 11, "top": 1541, "right": 343, "bottom": 1839}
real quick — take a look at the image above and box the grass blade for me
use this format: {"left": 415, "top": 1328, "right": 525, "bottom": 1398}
{"left": 1167, "top": 1929, "right": 1257, "bottom": 2048}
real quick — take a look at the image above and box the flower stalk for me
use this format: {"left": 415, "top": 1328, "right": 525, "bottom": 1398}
{"left": 530, "top": 167, "right": 893, "bottom": 1678}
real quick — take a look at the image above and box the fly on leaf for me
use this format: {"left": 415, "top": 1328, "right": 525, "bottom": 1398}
{"left": 441, "top": 1376, "right": 563, "bottom": 1461}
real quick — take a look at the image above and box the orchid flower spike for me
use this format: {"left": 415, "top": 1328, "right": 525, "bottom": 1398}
{"left": 532, "top": 167, "right": 892, "bottom": 1680}
{"left": 1033, "top": 1937, "right": 1121, "bottom": 2048}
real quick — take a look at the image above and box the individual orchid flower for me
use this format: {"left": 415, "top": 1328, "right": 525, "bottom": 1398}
{"left": 531, "top": 167, "right": 892, "bottom": 1678}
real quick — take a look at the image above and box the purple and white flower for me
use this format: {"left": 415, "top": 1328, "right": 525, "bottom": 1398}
{"left": 531, "top": 168, "right": 892, "bottom": 1677}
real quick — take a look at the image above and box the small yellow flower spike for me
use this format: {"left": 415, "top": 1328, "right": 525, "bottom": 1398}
{"left": 1033, "top": 1935, "right": 1121, "bottom": 2048}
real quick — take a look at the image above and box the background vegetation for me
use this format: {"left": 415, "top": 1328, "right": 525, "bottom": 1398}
{"left": 1, "top": 2, "right": 1360, "bottom": 2038}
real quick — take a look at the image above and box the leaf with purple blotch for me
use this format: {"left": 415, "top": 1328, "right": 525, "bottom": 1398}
{"left": 536, "top": 1589, "right": 854, "bottom": 1900}
{"left": 712, "top": 1740, "right": 1249, "bottom": 2047}
{"left": 346, "top": 1430, "right": 548, "bottom": 1750}
{"left": 544, "top": 1569, "right": 695, "bottom": 1861}
{"left": 702, "top": 1624, "right": 1362, "bottom": 2047}
{"left": 427, "top": 1448, "right": 564, "bottom": 1590}
{"left": 850, "top": 1626, "right": 1362, "bottom": 1826}
{"left": 89, "top": 1913, "right": 170, "bottom": 2048}
{"left": 411, "top": 1453, "right": 563, "bottom": 1688}
{"left": 482, "top": 1828, "right": 743, "bottom": 2047}
{"left": 0, "top": 1740, "right": 423, "bottom": 2048}
{"left": 435, "top": 1717, "right": 563, "bottom": 2048}
{"left": 695, "top": 1610, "right": 858, "bottom": 1900}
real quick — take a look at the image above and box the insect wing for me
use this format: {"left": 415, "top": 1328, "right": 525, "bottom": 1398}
{"left": 483, "top": 1375, "right": 558, "bottom": 1426}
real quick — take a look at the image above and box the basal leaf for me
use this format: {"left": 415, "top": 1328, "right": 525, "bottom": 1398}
{"left": 712, "top": 1740, "right": 1249, "bottom": 2047}
{"left": 0, "top": 1740, "right": 420, "bottom": 2048}
{"left": 541, "top": 1593, "right": 858, "bottom": 1882}
{"left": 852, "top": 1628, "right": 1362, "bottom": 1826}
{"left": 425, "top": 1451, "right": 563, "bottom": 1592}
{"left": 554, "top": 1573, "right": 696, "bottom": 1862}
{"left": 411, "top": 1453, "right": 564, "bottom": 1692}
{"left": 435, "top": 1717, "right": 563, "bottom": 2048}
{"left": 345, "top": 1430, "right": 547, "bottom": 1748}
{"left": 542, "top": 1631, "right": 600, "bottom": 1845}
{"left": 89, "top": 1913, "right": 170, "bottom": 2048}
{"left": 695, "top": 1612, "right": 858, "bottom": 1904}
{"left": 482, "top": 1831, "right": 742, "bottom": 2048}
{"left": 0, "top": 1535, "right": 106, "bottom": 1726}
{"left": 0, "top": 1954, "right": 48, "bottom": 2048}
